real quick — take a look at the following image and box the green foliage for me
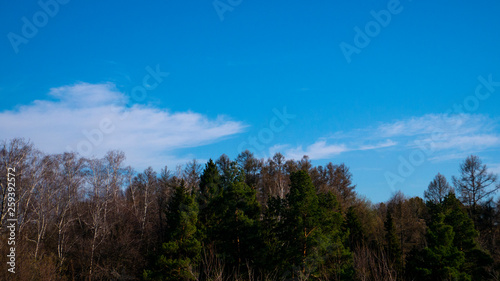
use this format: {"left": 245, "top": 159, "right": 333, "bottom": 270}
{"left": 384, "top": 209, "right": 402, "bottom": 273}
{"left": 441, "top": 193, "right": 493, "bottom": 281}
{"left": 144, "top": 181, "right": 201, "bottom": 281}
{"left": 7, "top": 140, "right": 500, "bottom": 280}
{"left": 406, "top": 213, "right": 469, "bottom": 281}
{"left": 212, "top": 180, "right": 261, "bottom": 270}
{"left": 344, "top": 206, "right": 364, "bottom": 250}
{"left": 279, "top": 171, "right": 353, "bottom": 279}
{"left": 407, "top": 193, "right": 493, "bottom": 281}
{"left": 199, "top": 159, "right": 221, "bottom": 204}
{"left": 259, "top": 196, "right": 286, "bottom": 272}
{"left": 197, "top": 159, "right": 221, "bottom": 242}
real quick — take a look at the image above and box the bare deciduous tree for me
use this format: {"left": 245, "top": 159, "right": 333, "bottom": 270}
{"left": 453, "top": 155, "right": 499, "bottom": 214}
{"left": 424, "top": 173, "right": 454, "bottom": 204}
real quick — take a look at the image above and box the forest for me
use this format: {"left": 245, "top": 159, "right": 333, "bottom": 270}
{"left": 1, "top": 137, "right": 499, "bottom": 281}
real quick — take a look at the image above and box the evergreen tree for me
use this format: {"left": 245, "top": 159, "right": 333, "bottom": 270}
{"left": 281, "top": 171, "right": 353, "bottom": 279}
{"left": 441, "top": 193, "right": 493, "bottom": 281}
{"left": 144, "top": 181, "right": 201, "bottom": 281}
{"left": 408, "top": 193, "right": 493, "bottom": 281}
{"left": 406, "top": 213, "right": 469, "bottom": 281}
{"left": 216, "top": 154, "right": 244, "bottom": 190}
{"left": 209, "top": 169, "right": 261, "bottom": 273}
{"left": 198, "top": 159, "right": 221, "bottom": 214}
{"left": 317, "top": 191, "right": 354, "bottom": 280}
{"left": 196, "top": 159, "right": 223, "bottom": 245}
{"left": 260, "top": 195, "right": 286, "bottom": 272}
{"left": 282, "top": 170, "right": 322, "bottom": 276}
{"left": 344, "top": 206, "right": 364, "bottom": 250}
{"left": 384, "top": 209, "right": 402, "bottom": 275}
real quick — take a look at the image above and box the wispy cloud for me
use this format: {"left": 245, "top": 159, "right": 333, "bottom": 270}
{"left": 283, "top": 140, "right": 348, "bottom": 160}
{"left": 378, "top": 114, "right": 496, "bottom": 138}
{"left": 276, "top": 139, "right": 396, "bottom": 160}
{"left": 358, "top": 139, "right": 398, "bottom": 151}
{"left": 0, "top": 82, "right": 246, "bottom": 169}
{"left": 274, "top": 114, "right": 500, "bottom": 161}
{"left": 488, "top": 163, "right": 500, "bottom": 176}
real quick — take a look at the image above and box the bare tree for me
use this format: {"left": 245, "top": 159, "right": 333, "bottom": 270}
{"left": 0, "top": 138, "right": 36, "bottom": 229}
{"left": 184, "top": 159, "right": 201, "bottom": 194}
{"left": 84, "top": 156, "right": 107, "bottom": 280}
{"left": 53, "top": 152, "right": 85, "bottom": 268}
{"left": 236, "top": 150, "right": 261, "bottom": 188}
{"left": 452, "top": 155, "right": 498, "bottom": 215}
{"left": 314, "top": 163, "right": 357, "bottom": 211}
{"left": 265, "top": 153, "right": 289, "bottom": 199}
{"left": 136, "top": 167, "right": 158, "bottom": 239}
{"left": 424, "top": 173, "right": 453, "bottom": 204}
{"left": 387, "top": 192, "right": 427, "bottom": 273}
{"left": 26, "top": 155, "right": 57, "bottom": 260}
{"left": 353, "top": 242, "right": 399, "bottom": 281}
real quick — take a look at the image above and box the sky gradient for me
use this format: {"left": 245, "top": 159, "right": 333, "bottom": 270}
{"left": 1, "top": 0, "right": 500, "bottom": 203}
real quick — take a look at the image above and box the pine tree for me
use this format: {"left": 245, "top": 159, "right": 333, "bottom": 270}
{"left": 260, "top": 195, "right": 286, "bottom": 272}
{"left": 205, "top": 161, "right": 261, "bottom": 273}
{"left": 283, "top": 170, "right": 322, "bottom": 276}
{"left": 406, "top": 213, "right": 469, "bottom": 281}
{"left": 384, "top": 209, "right": 402, "bottom": 276}
{"left": 344, "top": 206, "right": 364, "bottom": 250}
{"left": 198, "top": 159, "right": 221, "bottom": 212}
{"left": 282, "top": 171, "right": 353, "bottom": 279}
{"left": 144, "top": 181, "right": 201, "bottom": 281}
{"left": 196, "top": 159, "right": 221, "bottom": 241}
{"left": 317, "top": 191, "right": 354, "bottom": 280}
{"left": 441, "top": 193, "right": 493, "bottom": 281}
{"left": 408, "top": 193, "right": 493, "bottom": 281}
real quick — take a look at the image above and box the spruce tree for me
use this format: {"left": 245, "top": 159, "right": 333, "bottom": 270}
{"left": 441, "top": 193, "right": 493, "bottom": 281}
{"left": 197, "top": 159, "right": 221, "bottom": 241}
{"left": 406, "top": 212, "right": 469, "bottom": 281}
{"left": 144, "top": 181, "right": 201, "bottom": 281}
{"left": 210, "top": 165, "right": 261, "bottom": 273}
{"left": 408, "top": 193, "right": 493, "bottom": 281}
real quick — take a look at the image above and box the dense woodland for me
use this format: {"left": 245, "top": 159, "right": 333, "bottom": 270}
{"left": 1, "top": 138, "right": 500, "bottom": 280}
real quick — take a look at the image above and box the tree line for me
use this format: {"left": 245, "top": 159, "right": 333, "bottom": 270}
{"left": 0, "top": 138, "right": 499, "bottom": 280}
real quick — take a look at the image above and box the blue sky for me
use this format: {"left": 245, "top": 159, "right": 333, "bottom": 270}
{"left": 1, "top": 0, "right": 500, "bottom": 203}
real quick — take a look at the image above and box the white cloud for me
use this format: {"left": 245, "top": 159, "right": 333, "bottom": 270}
{"left": 0, "top": 82, "right": 246, "bottom": 169}
{"left": 398, "top": 115, "right": 500, "bottom": 158}
{"left": 284, "top": 140, "right": 348, "bottom": 160}
{"left": 429, "top": 134, "right": 500, "bottom": 151}
{"left": 278, "top": 139, "right": 397, "bottom": 160}
{"left": 377, "top": 114, "right": 493, "bottom": 137}
{"left": 488, "top": 163, "right": 500, "bottom": 176}
{"left": 274, "top": 114, "right": 500, "bottom": 161}
{"left": 358, "top": 139, "right": 398, "bottom": 151}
